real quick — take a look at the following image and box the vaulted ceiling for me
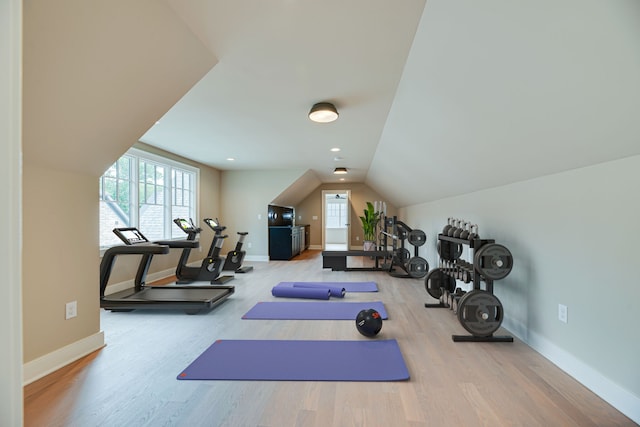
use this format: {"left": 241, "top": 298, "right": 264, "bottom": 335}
{"left": 140, "top": 0, "right": 640, "bottom": 208}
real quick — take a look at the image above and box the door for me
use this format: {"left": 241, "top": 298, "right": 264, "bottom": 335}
{"left": 322, "top": 190, "right": 351, "bottom": 250}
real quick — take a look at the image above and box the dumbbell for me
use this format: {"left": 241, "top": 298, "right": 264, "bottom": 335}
{"left": 469, "top": 224, "right": 479, "bottom": 240}
{"left": 442, "top": 218, "right": 454, "bottom": 235}
{"left": 447, "top": 291, "right": 455, "bottom": 309}
{"left": 447, "top": 219, "right": 456, "bottom": 237}
{"left": 458, "top": 261, "right": 473, "bottom": 282}
{"left": 460, "top": 222, "right": 470, "bottom": 240}
{"left": 453, "top": 220, "right": 465, "bottom": 238}
{"left": 440, "top": 287, "right": 450, "bottom": 308}
{"left": 451, "top": 290, "right": 467, "bottom": 314}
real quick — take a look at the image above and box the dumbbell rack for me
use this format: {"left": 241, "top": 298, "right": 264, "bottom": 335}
{"left": 425, "top": 233, "right": 513, "bottom": 343}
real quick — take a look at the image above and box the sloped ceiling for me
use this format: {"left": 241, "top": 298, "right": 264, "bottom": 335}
{"left": 134, "top": 0, "right": 640, "bottom": 208}
{"left": 23, "top": 0, "right": 217, "bottom": 176}
{"left": 368, "top": 0, "right": 640, "bottom": 207}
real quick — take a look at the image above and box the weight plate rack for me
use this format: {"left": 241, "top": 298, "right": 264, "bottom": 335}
{"left": 425, "top": 219, "right": 514, "bottom": 343}
{"left": 382, "top": 216, "right": 429, "bottom": 279}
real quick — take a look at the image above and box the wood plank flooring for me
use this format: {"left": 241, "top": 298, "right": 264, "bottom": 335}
{"left": 24, "top": 251, "right": 637, "bottom": 426}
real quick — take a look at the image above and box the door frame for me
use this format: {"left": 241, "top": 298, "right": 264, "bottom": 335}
{"left": 321, "top": 190, "right": 351, "bottom": 250}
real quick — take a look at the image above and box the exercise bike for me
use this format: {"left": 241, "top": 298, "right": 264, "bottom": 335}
{"left": 172, "top": 218, "right": 234, "bottom": 285}
{"left": 203, "top": 218, "right": 253, "bottom": 274}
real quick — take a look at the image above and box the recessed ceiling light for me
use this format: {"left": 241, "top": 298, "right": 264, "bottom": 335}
{"left": 226, "top": 158, "right": 235, "bottom": 161}
{"left": 339, "top": 178, "right": 345, "bottom": 181}
{"left": 330, "top": 148, "right": 341, "bottom": 152}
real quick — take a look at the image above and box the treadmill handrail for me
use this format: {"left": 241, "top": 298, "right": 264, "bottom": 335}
{"left": 154, "top": 239, "right": 199, "bottom": 249}
{"left": 100, "top": 243, "right": 169, "bottom": 297}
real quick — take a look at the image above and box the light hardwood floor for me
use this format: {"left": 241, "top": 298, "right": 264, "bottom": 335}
{"left": 24, "top": 251, "right": 636, "bottom": 426}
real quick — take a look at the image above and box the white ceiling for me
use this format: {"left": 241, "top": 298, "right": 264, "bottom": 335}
{"left": 141, "top": 0, "right": 640, "bottom": 208}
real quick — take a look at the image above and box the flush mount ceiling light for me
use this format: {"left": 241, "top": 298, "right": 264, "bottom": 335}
{"left": 309, "top": 102, "right": 339, "bottom": 123}
{"left": 333, "top": 167, "right": 348, "bottom": 174}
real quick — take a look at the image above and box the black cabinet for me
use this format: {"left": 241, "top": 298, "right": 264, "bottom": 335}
{"left": 303, "top": 224, "right": 310, "bottom": 250}
{"left": 269, "top": 226, "right": 303, "bottom": 260}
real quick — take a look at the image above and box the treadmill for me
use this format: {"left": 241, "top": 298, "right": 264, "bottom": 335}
{"left": 100, "top": 227, "right": 234, "bottom": 314}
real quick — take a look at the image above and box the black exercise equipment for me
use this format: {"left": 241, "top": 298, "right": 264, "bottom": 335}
{"left": 203, "top": 218, "right": 253, "bottom": 274}
{"left": 424, "top": 220, "right": 514, "bottom": 343}
{"left": 322, "top": 250, "right": 391, "bottom": 271}
{"left": 321, "top": 214, "right": 428, "bottom": 278}
{"left": 437, "top": 240, "right": 463, "bottom": 261}
{"left": 382, "top": 216, "right": 429, "bottom": 279}
{"left": 456, "top": 290, "right": 504, "bottom": 337}
{"left": 172, "top": 218, "right": 233, "bottom": 285}
{"left": 424, "top": 268, "right": 456, "bottom": 300}
{"left": 355, "top": 309, "right": 383, "bottom": 337}
{"left": 99, "top": 227, "right": 234, "bottom": 314}
{"left": 474, "top": 243, "right": 513, "bottom": 280}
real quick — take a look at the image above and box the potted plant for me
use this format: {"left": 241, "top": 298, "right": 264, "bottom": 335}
{"left": 359, "top": 201, "right": 380, "bottom": 251}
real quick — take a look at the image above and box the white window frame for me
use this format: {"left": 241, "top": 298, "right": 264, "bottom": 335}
{"left": 99, "top": 147, "right": 200, "bottom": 252}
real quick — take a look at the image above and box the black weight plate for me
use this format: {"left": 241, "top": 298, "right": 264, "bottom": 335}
{"left": 456, "top": 290, "right": 504, "bottom": 337}
{"left": 395, "top": 247, "right": 411, "bottom": 264}
{"left": 424, "top": 268, "right": 456, "bottom": 299}
{"left": 437, "top": 240, "right": 463, "bottom": 261}
{"left": 396, "top": 228, "right": 408, "bottom": 240}
{"left": 474, "top": 243, "right": 513, "bottom": 280}
{"left": 407, "top": 229, "right": 426, "bottom": 247}
{"left": 407, "top": 256, "right": 429, "bottom": 278}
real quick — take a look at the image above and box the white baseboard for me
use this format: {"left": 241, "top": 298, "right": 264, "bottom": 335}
{"left": 245, "top": 254, "right": 269, "bottom": 262}
{"left": 507, "top": 326, "right": 640, "bottom": 424}
{"left": 23, "top": 331, "right": 105, "bottom": 385}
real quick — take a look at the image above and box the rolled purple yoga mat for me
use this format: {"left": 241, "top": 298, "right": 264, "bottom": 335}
{"left": 271, "top": 286, "right": 331, "bottom": 300}
{"left": 292, "top": 283, "right": 346, "bottom": 298}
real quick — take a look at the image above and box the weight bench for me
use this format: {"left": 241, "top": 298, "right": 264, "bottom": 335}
{"left": 322, "top": 250, "right": 391, "bottom": 271}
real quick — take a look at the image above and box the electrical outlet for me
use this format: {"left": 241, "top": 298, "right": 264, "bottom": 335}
{"left": 247, "top": 242, "right": 252, "bottom": 249}
{"left": 356, "top": 236, "right": 360, "bottom": 241}
{"left": 66, "top": 301, "right": 77, "bottom": 320}
{"left": 558, "top": 304, "right": 568, "bottom": 323}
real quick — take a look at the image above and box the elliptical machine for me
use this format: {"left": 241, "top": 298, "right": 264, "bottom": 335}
{"left": 172, "top": 218, "right": 233, "bottom": 285}
{"left": 203, "top": 218, "right": 253, "bottom": 274}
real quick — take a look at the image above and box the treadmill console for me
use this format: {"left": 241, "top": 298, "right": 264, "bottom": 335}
{"left": 204, "top": 217, "right": 226, "bottom": 233}
{"left": 113, "top": 227, "right": 150, "bottom": 245}
{"left": 174, "top": 218, "right": 198, "bottom": 233}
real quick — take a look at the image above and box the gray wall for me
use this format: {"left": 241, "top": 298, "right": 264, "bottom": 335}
{"left": 401, "top": 155, "right": 640, "bottom": 420}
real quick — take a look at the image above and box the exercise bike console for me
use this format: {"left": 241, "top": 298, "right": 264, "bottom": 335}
{"left": 204, "top": 218, "right": 253, "bottom": 274}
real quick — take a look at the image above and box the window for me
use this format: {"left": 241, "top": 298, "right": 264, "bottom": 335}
{"left": 325, "top": 199, "right": 348, "bottom": 228}
{"left": 99, "top": 148, "right": 198, "bottom": 248}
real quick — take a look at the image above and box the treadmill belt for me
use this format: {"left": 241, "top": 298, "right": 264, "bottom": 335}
{"left": 101, "top": 285, "right": 234, "bottom": 312}
{"left": 121, "top": 287, "right": 230, "bottom": 302}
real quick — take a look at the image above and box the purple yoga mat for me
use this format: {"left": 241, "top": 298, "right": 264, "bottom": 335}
{"left": 271, "top": 286, "right": 331, "bottom": 300}
{"left": 293, "top": 283, "right": 345, "bottom": 297}
{"left": 272, "top": 283, "right": 345, "bottom": 298}
{"left": 277, "top": 281, "right": 378, "bottom": 292}
{"left": 177, "top": 339, "right": 409, "bottom": 381}
{"left": 242, "top": 301, "right": 388, "bottom": 320}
